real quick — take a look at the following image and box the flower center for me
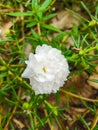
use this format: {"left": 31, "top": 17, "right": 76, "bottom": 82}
{"left": 42, "top": 66, "right": 47, "bottom": 73}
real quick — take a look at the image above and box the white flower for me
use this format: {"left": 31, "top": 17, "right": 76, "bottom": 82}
{"left": 22, "top": 44, "right": 70, "bottom": 95}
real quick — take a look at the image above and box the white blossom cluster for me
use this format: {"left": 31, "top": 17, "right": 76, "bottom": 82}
{"left": 22, "top": 44, "right": 70, "bottom": 95}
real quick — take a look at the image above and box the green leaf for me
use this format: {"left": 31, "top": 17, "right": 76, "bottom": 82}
{"left": 0, "top": 72, "right": 7, "bottom": 78}
{"left": 52, "top": 32, "right": 70, "bottom": 42}
{"left": 39, "top": 0, "right": 51, "bottom": 11}
{"left": 42, "top": 24, "right": 62, "bottom": 33}
{"left": 79, "top": 115, "right": 90, "bottom": 130}
{"left": 31, "top": 30, "right": 40, "bottom": 39}
{"left": 37, "top": 12, "right": 43, "bottom": 20}
{"left": 26, "top": 21, "right": 37, "bottom": 28}
{"left": 0, "top": 86, "right": 10, "bottom": 97}
{"left": 54, "top": 116, "right": 62, "bottom": 129}
{"left": 5, "top": 98, "right": 16, "bottom": 106}
{"left": 32, "top": 0, "right": 38, "bottom": 7}
{"left": 7, "top": 11, "right": 33, "bottom": 16}
{"left": 43, "top": 13, "right": 56, "bottom": 20}
{"left": 81, "top": 2, "right": 92, "bottom": 18}
{"left": 94, "top": 125, "right": 98, "bottom": 130}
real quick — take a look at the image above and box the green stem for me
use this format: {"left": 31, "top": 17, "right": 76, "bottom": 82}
{"left": 79, "top": 45, "right": 98, "bottom": 55}
{"left": 85, "top": 46, "right": 98, "bottom": 53}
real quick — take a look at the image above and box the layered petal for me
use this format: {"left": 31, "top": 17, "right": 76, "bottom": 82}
{"left": 21, "top": 44, "right": 70, "bottom": 95}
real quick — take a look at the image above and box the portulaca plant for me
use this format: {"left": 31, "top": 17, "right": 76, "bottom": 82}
{"left": 22, "top": 44, "right": 70, "bottom": 95}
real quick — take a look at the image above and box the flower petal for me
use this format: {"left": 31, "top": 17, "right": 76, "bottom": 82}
{"left": 21, "top": 44, "right": 70, "bottom": 95}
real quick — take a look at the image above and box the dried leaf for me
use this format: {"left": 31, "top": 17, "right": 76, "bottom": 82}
{"left": 95, "top": 66, "right": 98, "bottom": 72}
{"left": 24, "top": 44, "right": 32, "bottom": 58}
{"left": 0, "top": 18, "right": 18, "bottom": 39}
{"left": 51, "top": 10, "right": 81, "bottom": 30}
{"left": 88, "top": 73, "right": 98, "bottom": 89}
{"left": 60, "top": 72, "right": 96, "bottom": 105}
{"left": 13, "top": 118, "right": 25, "bottom": 129}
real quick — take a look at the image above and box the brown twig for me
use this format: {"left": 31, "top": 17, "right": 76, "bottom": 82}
{"left": 0, "top": 9, "right": 20, "bottom": 13}
{"left": 90, "top": 109, "right": 98, "bottom": 130}
{"left": 34, "top": 109, "right": 38, "bottom": 130}
{"left": 43, "top": 105, "right": 54, "bottom": 130}
{"left": 60, "top": 89, "right": 98, "bottom": 103}
{"left": 37, "top": 23, "right": 41, "bottom": 36}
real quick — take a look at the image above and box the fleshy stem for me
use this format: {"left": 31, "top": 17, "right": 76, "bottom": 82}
{"left": 60, "top": 89, "right": 98, "bottom": 102}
